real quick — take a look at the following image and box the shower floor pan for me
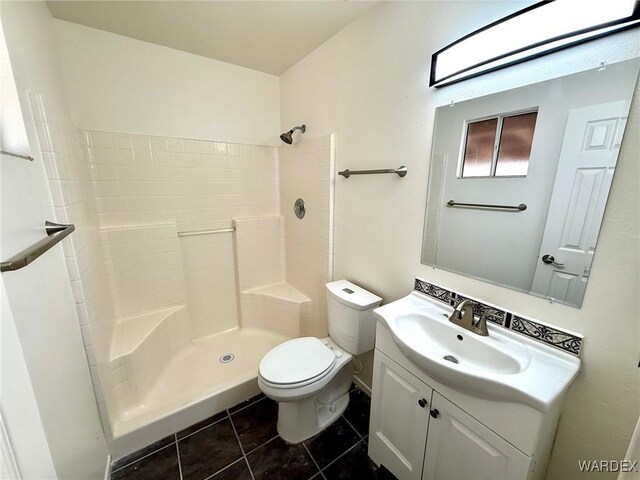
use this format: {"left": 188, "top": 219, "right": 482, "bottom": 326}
{"left": 109, "top": 326, "right": 289, "bottom": 459}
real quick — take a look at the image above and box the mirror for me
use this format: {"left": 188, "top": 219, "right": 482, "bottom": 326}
{"left": 422, "top": 59, "right": 639, "bottom": 308}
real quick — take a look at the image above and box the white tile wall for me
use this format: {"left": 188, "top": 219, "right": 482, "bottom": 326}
{"left": 86, "top": 131, "right": 279, "bottom": 232}
{"left": 29, "top": 94, "right": 117, "bottom": 434}
{"left": 279, "top": 135, "right": 335, "bottom": 337}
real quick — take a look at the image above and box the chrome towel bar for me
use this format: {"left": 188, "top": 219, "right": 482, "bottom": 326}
{"left": 1, "top": 150, "right": 34, "bottom": 161}
{"left": 177, "top": 227, "right": 235, "bottom": 237}
{"left": 338, "top": 166, "right": 407, "bottom": 178}
{"left": 446, "top": 200, "right": 527, "bottom": 211}
{"left": 0, "top": 221, "right": 75, "bottom": 272}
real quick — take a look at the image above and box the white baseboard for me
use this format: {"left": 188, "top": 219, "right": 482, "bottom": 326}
{"left": 352, "top": 375, "right": 371, "bottom": 396}
{"left": 104, "top": 454, "right": 112, "bottom": 480}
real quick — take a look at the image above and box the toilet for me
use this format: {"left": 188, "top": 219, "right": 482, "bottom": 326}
{"left": 258, "top": 280, "right": 382, "bottom": 443}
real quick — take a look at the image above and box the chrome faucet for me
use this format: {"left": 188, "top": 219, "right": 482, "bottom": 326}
{"left": 449, "top": 299, "right": 489, "bottom": 336}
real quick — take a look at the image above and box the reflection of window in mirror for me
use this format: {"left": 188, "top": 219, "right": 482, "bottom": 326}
{"left": 460, "top": 110, "right": 538, "bottom": 178}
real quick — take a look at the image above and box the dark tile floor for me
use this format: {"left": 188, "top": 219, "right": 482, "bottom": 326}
{"left": 111, "top": 384, "right": 396, "bottom": 480}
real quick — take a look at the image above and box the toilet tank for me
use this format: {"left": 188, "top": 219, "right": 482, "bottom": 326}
{"left": 326, "top": 280, "right": 382, "bottom": 355}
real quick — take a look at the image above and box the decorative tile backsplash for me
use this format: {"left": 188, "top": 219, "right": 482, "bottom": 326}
{"left": 414, "top": 278, "right": 583, "bottom": 356}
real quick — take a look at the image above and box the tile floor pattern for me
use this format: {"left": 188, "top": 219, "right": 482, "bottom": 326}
{"left": 111, "top": 384, "right": 397, "bottom": 480}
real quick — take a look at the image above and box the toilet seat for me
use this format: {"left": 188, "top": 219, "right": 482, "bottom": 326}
{"left": 259, "top": 337, "right": 337, "bottom": 388}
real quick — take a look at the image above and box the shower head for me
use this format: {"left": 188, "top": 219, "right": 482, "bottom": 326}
{"left": 280, "top": 124, "right": 306, "bottom": 144}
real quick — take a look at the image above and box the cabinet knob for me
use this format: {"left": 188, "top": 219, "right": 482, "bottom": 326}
{"left": 418, "top": 398, "right": 428, "bottom": 408}
{"left": 430, "top": 409, "right": 439, "bottom": 418}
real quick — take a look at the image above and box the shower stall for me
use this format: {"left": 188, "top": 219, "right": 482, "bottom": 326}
{"left": 29, "top": 92, "right": 335, "bottom": 457}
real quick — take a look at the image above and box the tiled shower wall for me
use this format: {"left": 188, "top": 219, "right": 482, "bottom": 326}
{"left": 86, "top": 130, "right": 280, "bottom": 338}
{"left": 29, "top": 94, "right": 117, "bottom": 435}
{"left": 280, "top": 135, "right": 335, "bottom": 337}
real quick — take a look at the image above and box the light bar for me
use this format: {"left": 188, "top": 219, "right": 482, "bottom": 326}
{"left": 430, "top": 0, "right": 640, "bottom": 87}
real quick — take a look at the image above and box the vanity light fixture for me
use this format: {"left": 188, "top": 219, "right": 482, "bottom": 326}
{"left": 430, "top": 0, "right": 640, "bottom": 87}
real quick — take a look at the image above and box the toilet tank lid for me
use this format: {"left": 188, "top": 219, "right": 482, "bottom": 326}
{"left": 326, "top": 280, "right": 382, "bottom": 311}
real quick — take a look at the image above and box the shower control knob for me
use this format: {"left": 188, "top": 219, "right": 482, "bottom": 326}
{"left": 418, "top": 398, "right": 427, "bottom": 408}
{"left": 430, "top": 409, "right": 440, "bottom": 418}
{"left": 294, "top": 198, "right": 306, "bottom": 219}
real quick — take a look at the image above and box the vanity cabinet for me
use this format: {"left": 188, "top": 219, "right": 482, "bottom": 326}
{"left": 369, "top": 353, "right": 434, "bottom": 479}
{"left": 369, "top": 351, "right": 533, "bottom": 480}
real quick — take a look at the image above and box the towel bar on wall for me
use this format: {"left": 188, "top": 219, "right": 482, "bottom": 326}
{"left": 0, "top": 150, "right": 34, "bottom": 161}
{"left": 0, "top": 221, "right": 75, "bottom": 272}
{"left": 338, "top": 166, "right": 407, "bottom": 178}
{"left": 446, "top": 200, "right": 527, "bottom": 211}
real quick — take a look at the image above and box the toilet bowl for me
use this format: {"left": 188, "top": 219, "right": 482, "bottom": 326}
{"left": 258, "top": 337, "right": 353, "bottom": 443}
{"left": 258, "top": 280, "right": 382, "bottom": 443}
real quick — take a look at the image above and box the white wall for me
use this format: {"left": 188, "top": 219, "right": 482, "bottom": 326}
{"left": 1, "top": 277, "right": 57, "bottom": 480}
{"left": 1, "top": 2, "right": 109, "bottom": 478}
{"left": 53, "top": 20, "right": 281, "bottom": 147}
{"left": 280, "top": 2, "right": 640, "bottom": 479}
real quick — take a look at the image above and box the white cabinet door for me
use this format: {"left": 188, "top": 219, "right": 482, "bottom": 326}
{"left": 368, "top": 352, "right": 433, "bottom": 480}
{"left": 423, "top": 392, "right": 532, "bottom": 480}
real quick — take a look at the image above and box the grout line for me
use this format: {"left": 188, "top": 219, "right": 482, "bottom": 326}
{"left": 228, "top": 409, "right": 255, "bottom": 480}
{"left": 341, "top": 415, "right": 362, "bottom": 439}
{"left": 319, "top": 439, "right": 365, "bottom": 474}
{"left": 175, "top": 434, "right": 183, "bottom": 480}
{"left": 111, "top": 441, "right": 176, "bottom": 473}
{"left": 177, "top": 411, "right": 230, "bottom": 441}
{"left": 302, "top": 443, "right": 324, "bottom": 479}
{"left": 242, "top": 434, "right": 279, "bottom": 456}
{"left": 243, "top": 456, "right": 255, "bottom": 480}
{"left": 228, "top": 395, "right": 266, "bottom": 416}
{"left": 202, "top": 458, "right": 247, "bottom": 480}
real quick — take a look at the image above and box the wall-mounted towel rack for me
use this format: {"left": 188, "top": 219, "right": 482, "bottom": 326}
{"left": 0, "top": 221, "right": 75, "bottom": 272}
{"left": 338, "top": 166, "right": 407, "bottom": 179}
{"left": 177, "top": 227, "right": 235, "bottom": 237}
{"left": 1, "top": 150, "right": 34, "bottom": 161}
{"left": 446, "top": 200, "right": 527, "bottom": 211}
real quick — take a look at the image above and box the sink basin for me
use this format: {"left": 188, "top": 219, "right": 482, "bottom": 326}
{"left": 374, "top": 292, "right": 580, "bottom": 412}
{"left": 395, "top": 313, "right": 528, "bottom": 374}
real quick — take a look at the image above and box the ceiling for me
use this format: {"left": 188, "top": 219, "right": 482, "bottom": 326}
{"left": 47, "top": 1, "right": 378, "bottom": 75}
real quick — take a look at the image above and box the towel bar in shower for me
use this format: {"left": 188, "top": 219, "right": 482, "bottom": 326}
{"left": 177, "top": 227, "right": 235, "bottom": 237}
{"left": 0, "top": 221, "right": 75, "bottom": 272}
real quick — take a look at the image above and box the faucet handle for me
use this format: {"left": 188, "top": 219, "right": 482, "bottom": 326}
{"left": 473, "top": 310, "right": 490, "bottom": 336}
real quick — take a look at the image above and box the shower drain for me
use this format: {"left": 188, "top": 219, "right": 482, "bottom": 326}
{"left": 443, "top": 355, "right": 458, "bottom": 364}
{"left": 219, "top": 353, "right": 235, "bottom": 363}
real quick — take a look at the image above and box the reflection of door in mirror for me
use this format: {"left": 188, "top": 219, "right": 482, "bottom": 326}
{"left": 531, "top": 101, "right": 628, "bottom": 305}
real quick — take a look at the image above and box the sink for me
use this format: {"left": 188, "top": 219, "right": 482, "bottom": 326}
{"left": 374, "top": 292, "right": 580, "bottom": 412}
{"left": 395, "top": 313, "right": 528, "bottom": 374}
